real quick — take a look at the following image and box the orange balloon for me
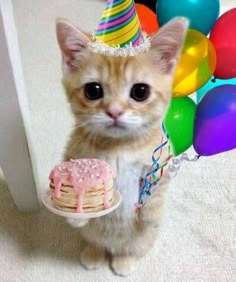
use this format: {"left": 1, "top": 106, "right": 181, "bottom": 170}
{"left": 135, "top": 4, "right": 159, "bottom": 35}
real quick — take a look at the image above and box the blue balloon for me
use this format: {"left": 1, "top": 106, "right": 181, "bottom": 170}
{"left": 156, "top": 0, "right": 220, "bottom": 35}
{"left": 197, "top": 76, "right": 236, "bottom": 103}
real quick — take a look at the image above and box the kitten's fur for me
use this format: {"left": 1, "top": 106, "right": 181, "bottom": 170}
{"left": 56, "top": 18, "right": 188, "bottom": 276}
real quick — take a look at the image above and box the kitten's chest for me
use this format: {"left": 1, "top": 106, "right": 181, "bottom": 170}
{"left": 108, "top": 153, "right": 143, "bottom": 210}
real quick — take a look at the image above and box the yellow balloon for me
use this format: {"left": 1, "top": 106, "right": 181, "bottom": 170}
{"left": 173, "top": 29, "right": 216, "bottom": 98}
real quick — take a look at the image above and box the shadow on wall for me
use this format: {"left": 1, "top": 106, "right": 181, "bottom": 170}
{"left": 0, "top": 175, "right": 85, "bottom": 264}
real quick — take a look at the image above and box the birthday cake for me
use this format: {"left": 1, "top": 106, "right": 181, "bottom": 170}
{"left": 49, "top": 159, "right": 115, "bottom": 213}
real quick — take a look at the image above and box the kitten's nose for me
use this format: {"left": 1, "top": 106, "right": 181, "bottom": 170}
{"left": 106, "top": 105, "right": 124, "bottom": 120}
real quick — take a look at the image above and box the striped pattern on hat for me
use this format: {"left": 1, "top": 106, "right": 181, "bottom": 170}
{"left": 95, "top": 0, "right": 143, "bottom": 47}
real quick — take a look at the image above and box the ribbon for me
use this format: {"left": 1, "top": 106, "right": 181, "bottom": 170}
{"left": 136, "top": 125, "right": 199, "bottom": 210}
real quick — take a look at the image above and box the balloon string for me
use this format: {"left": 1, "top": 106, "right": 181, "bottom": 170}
{"left": 136, "top": 125, "right": 200, "bottom": 211}
{"left": 136, "top": 124, "right": 171, "bottom": 210}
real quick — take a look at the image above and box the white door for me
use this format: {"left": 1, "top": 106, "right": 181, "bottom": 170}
{"left": 0, "top": 0, "right": 39, "bottom": 211}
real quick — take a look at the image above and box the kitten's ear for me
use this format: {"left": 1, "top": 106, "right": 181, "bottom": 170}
{"left": 56, "top": 19, "right": 90, "bottom": 74}
{"left": 149, "top": 18, "right": 189, "bottom": 74}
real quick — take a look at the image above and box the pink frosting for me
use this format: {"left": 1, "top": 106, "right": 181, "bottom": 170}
{"left": 49, "top": 159, "right": 115, "bottom": 213}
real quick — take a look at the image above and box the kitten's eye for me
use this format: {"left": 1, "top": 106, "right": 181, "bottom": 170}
{"left": 130, "top": 83, "right": 150, "bottom": 102}
{"left": 84, "top": 82, "right": 104, "bottom": 100}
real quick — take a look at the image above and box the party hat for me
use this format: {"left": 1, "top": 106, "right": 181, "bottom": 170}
{"left": 88, "top": 0, "right": 150, "bottom": 56}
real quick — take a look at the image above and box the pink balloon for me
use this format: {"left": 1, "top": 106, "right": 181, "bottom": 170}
{"left": 210, "top": 8, "right": 236, "bottom": 79}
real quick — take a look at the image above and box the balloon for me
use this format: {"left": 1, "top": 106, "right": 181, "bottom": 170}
{"left": 197, "top": 76, "right": 236, "bottom": 103}
{"left": 135, "top": 4, "right": 159, "bottom": 35}
{"left": 173, "top": 29, "right": 216, "bottom": 98}
{"left": 163, "top": 97, "right": 197, "bottom": 156}
{"left": 194, "top": 85, "right": 236, "bottom": 156}
{"left": 156, "top": 0, "right": 219, "bottom": 35}
{"left": 210, "top": 8, "right": 236, "bottom": 79}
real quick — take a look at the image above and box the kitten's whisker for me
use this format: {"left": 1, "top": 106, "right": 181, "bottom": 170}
{"left": 74, "top": 120, "right": 90, "bottom": 129}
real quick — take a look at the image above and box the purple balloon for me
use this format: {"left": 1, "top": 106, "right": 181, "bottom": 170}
{"left": 194, "top": 85, "right": 236, "bottom": 156}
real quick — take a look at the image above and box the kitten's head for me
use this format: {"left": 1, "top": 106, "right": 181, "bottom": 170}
{"left": 56, "top": 18, "right": 188, "bottom": 142}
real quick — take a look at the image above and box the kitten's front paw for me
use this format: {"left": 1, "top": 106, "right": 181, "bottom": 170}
{"left": 67, "top": 218, "right": 89, "bottom": 228}
{"left": 80, "top": 245, "right": 106, "bottom": 270}
{"left": 111, "top": 256, "right": 138, "bottom": 276}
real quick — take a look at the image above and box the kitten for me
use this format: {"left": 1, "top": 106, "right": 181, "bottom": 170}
{"left": 56, "top": 18, "right": 188, "bottom": 276}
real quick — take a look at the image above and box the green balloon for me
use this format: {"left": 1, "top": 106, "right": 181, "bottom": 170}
{"left": 163, "top": 97, "right": 197, "bottom": 156}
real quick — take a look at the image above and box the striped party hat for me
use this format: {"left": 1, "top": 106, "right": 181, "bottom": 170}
{"left": 88, "top": 0, "right": 150, "bottom": 56}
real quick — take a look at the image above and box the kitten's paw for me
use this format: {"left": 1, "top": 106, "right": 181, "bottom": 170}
{"left": 80, "top": 245, "right": 106, "bottom": 270}
{"left": 111, "top": 256, "right": 138, "bottom": 276}
{"left": 67, "top": 218, "right": 89, "bottom": 228}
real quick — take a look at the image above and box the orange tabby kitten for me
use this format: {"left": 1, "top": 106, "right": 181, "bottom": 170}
{"left": 56, "top": 18, "right": 188, "bottom": 276}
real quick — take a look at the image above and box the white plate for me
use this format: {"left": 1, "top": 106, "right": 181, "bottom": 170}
{"left": 42, "top": 190, "right": 122, "bottom": 219}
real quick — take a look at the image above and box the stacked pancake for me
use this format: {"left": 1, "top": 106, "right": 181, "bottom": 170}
{"left": 49, "top": 159, "right": 115, "bottom": 213}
